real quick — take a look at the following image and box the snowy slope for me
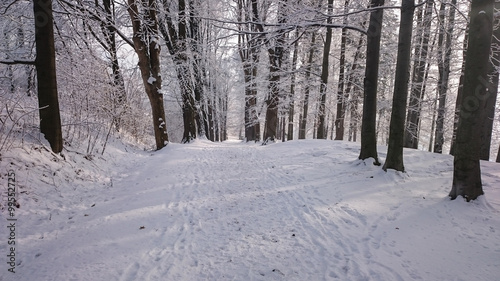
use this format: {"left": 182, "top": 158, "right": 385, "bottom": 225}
{"left": 1, "top": 139, "right": 499, "bottom": 281}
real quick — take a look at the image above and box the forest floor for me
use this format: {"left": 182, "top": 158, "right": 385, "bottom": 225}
{"left": 1, "top": 139, "right": 500, "bottom": 281}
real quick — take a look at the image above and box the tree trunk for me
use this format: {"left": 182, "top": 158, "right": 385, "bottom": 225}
{"left": 243, "top": 66, "right": 260, "bottom": 142}
{"left": 346, "top": 33, "right": 364, "bottom": 142}
{"left": 434, "top": 0, "right": 456, "bottom": 154}
{"left": 299, "top": 32, "right": 316, "bottom": 140}
{"left": 236, "top": 0, "right": 262, "bottom": 142}
{"left": 33, "top": 0, "right": 63, "bottom": 153}
{"left": 334, "top": 0, "right": 350, "bottom": 140}
{"left": 450, "top": 9, "right": 470, "bottom": 156}
{"left": 359, "top": 0, "right": 384, "bottom": 165}
{"left": 127, "top": 0, "right": 168, "bottom": 150}
{"left": 382, "top": 0, "right": 414, "bottom": 172}
{"left": 404, "top": 0, "right": 433, "bottom": 149}
{"left": 316, "top": 0, "right": 334, "bottom": 140}
{"left": 264, "top": 0, "right": 288, "bottom": 143}
{"left": 101, "top": 0, "right": 126, "bottom": 131}
{"left": 497, "top": 144, "right": 500, "bottom": 162}
{"left": 449, "top": 0, "right": 494, "bottom": 201}
{"left": 480, "top": 0, "right": 500, "bottom": 160}
{"left": 287, "top": 30, "right": 300, "bottom": 141}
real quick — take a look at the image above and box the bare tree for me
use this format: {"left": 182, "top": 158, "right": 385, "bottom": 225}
{"left": 359, "top": 0, "right": 384, "bottom": 165}
{"left": 236, "top": 0, "right": 264, "bottom": 142}
{"left": 480, "top": 0, "right": 500, "bottom": 160}
{"left": 382, "top": 0, "right": 415, "bottom": 172}
{"left": 263, "top": 0, "right": 288, "bottom": 143}
{"left": 33, "top": 0, "right": 63, "bottom": 153}
{"left": 433, "top": 0, "right": 456, "bottom": 154}
{"left": 299, "top": 32, "right": 317, "bottom": 139}
{"left": 449, "top": 0, "right": 494, "bottom": 201}
{"left": 127, "top": 0, "right": 169, "bottom": 150}
{"left": 334, "top": 0, "right": 350, "bottom": 141}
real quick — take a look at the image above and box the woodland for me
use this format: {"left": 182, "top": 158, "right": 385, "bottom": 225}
{"left": 1, "top": 0, "right": 500, "bottom": 201}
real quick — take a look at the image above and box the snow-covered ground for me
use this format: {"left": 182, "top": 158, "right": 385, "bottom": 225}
{"left": 1, "top": 139, "right": 499, "bottom": 281}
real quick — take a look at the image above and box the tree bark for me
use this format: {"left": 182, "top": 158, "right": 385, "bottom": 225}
{"left": 480, "top": 0, "right": 500, "bottom": 160}
{"left": 450, "top": 6, "right": 471, "bottom": 156}
{"left": 287, "top": 30, "right": 300, "bottom": 141}
{"left": 434, "top": 0, "right": 456, "bottom": 154}
{"left": 263, "top": 0, "right": 287, "bottom": 143}
{"left": 33, "top": 0, "right": 63, "bottom": 153}
{"left": 359, "top": 0, "right": 384, "bottom": 165}
{"left": 449, "top": 0, "right": 494, "bottom": 201}
{"left": 404, "top": 0, "right": 433, "bottom": 149}
{"left": 236, "top": 0, "right": 262, "bottom": 142}
{"left": 100, "top": 0, "right": 126, "bottom": 131}
{"left": 382, "top": 0, "right": 415, "bottom": 172}
{"left": 127, "top": 0, "right": 168, "bottom": 150}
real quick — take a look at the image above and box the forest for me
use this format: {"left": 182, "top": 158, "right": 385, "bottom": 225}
{"left": 1, "top": 0, "right": 500, "bottom": 201}
{"left": 1, "top": 1, "right": 500, "bottom": 279}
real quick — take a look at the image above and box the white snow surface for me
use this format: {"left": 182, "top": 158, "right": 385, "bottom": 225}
{"left": 2, "top": 139, "right": 500, "bottom": 281}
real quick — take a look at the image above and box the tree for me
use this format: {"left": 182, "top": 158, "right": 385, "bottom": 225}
{"left": 404, "top": 0, "right": 433, "bottom": 149}
{"left": 497, "top": 144, "right": 500, "bottom": 162}
{"left": 236, "top": 0, "right": 264, "bottom": 142}
{"left": 316, "top": 0, "right": 334, "bottom": 140}
{"left": 33, "top": 0, "right": 63, "bottom": 153}
{"left": 299, "top": 32, "right": 317, "bottom": 140}
{"left": 382, "top": 0, "right": 414, "bottom": 172}
{"left": 480, "top": 0, "right": 500, "bottom": 160}
{"left": 433, "top": 0, "right": 456, "bottom": 154}
{"left": 449, "top": 0, "right": 494, "bottom": 201}
{"left": 287, "top": 29, "right": 300, "bottom": 141}
{"left": 263, "top": 0, "right": 288, "bottom": 143}
{"left": 159, "top": 0, "right": 203, "bottom": 143}
{"left": 334, "top": 0, "right": 350, "bottom": 141}
{"left": 127, "top": 0, "right": 169, "bottom": 150}
{"left": 359, "top": 0, "right": 384, "bottom": 165}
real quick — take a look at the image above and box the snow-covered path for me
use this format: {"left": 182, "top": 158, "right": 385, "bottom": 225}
{"left": 5, "top": 140, "right": 500, "bottom": 280}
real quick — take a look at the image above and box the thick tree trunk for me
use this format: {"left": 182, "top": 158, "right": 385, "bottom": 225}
{"left": 480, "top": 0, "right": 500, "bottom": 160}
{"left": 383, "top": 0, "right": 415, "bottom": 172}
{"left": 404, "top": 0, "right": 433, "bottom": 149}
{"left": 33, "top": 0, "right": 63, "bottom": 153}
{"left": 497, "top": 144, "right": 500, "bottom": 162}
{"left": 101, "top": 0, "right": 126, "bottom": 131}
{"left": 449, "top": 0, "right": 494, "bottom": 201}
{"left": 127, "top": 0, "right": 168, "bottom": 150}
{"left": 316, "top": 0, "right": 334, "bottom": 140}
{"left": 359, "top": 0, "right": 384, "bottom": 165}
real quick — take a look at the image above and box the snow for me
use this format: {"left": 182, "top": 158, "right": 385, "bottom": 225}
{"left": 2, "top": 139, "right": 500, "bottom": 280}
{"left": 148, "top": 76, "right": 157, "bottom": 85}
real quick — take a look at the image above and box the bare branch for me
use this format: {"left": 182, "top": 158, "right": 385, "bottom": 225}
{"left": 0, "top": 59, "right": 35, "bottom": 65}
{"left": 56, "top": 0, "right": 134, "bottom": 48}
